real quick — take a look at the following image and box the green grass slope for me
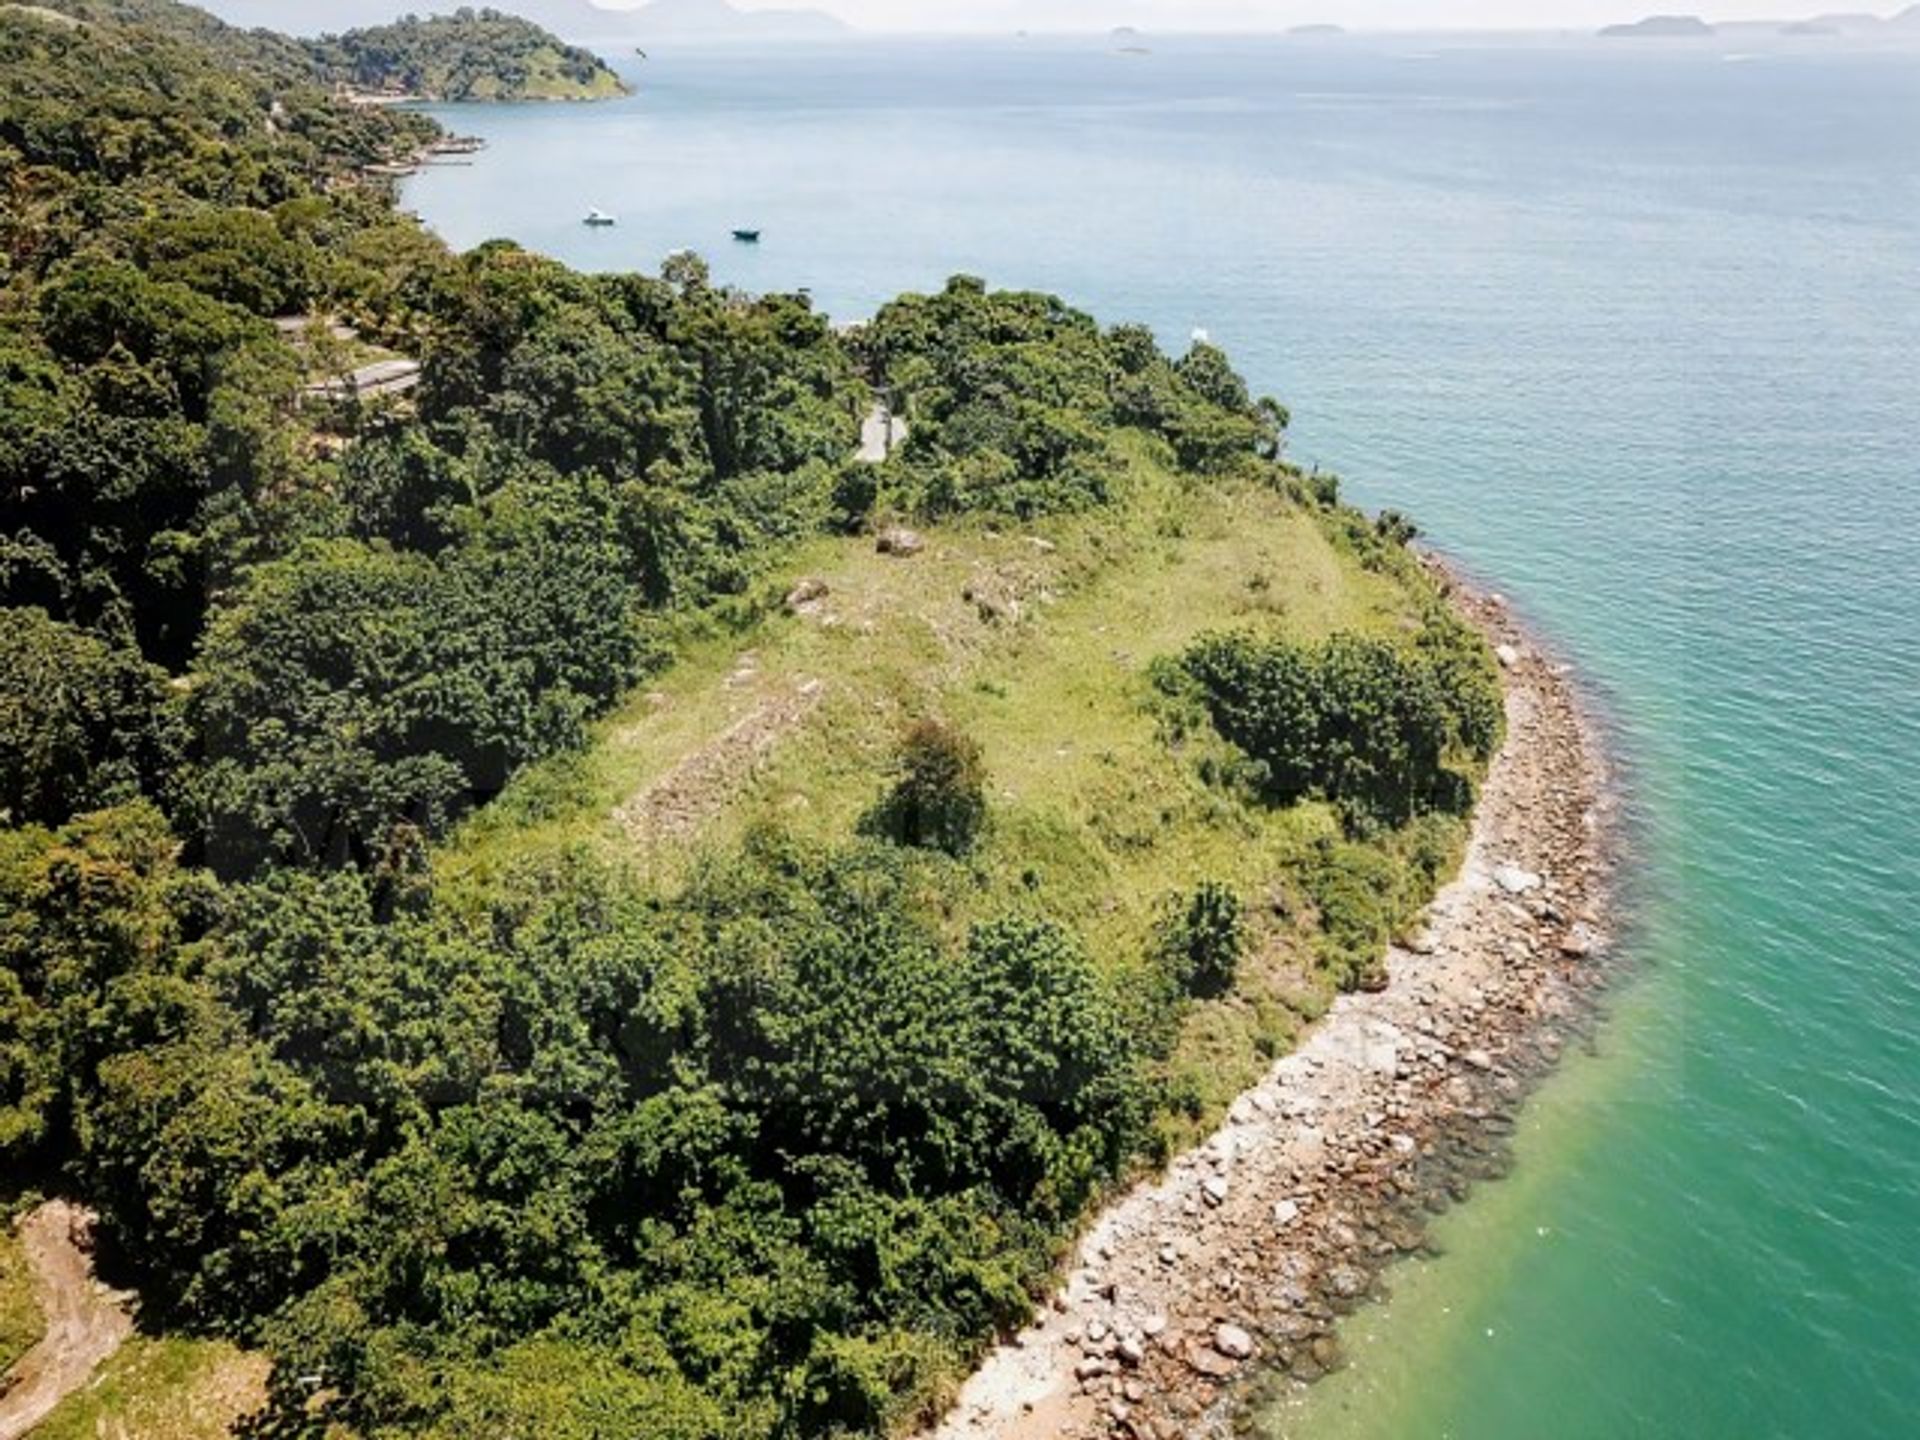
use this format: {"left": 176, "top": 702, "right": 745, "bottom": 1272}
{"left": 31, "top": 1336, "right": 270, "bottom": 1439}
{"left": 447, "top": 442, "right": 1468, "bottom": 1151}
{"left": 0, "top": 1222, "right": 43, "bottom": 1374}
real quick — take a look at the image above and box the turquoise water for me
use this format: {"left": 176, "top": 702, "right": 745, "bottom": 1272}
{"left": 407, "top": 34, "right": 1920, "bottom": 1436}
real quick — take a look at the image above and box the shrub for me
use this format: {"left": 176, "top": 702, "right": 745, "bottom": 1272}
{"left": 1156, "top": 881, "right": 1245, "bottom": 998}
{"left": 866, "top": 719, "right": 987, "bottom": 856}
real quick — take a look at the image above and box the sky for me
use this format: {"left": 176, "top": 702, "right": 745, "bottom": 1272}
{"left": 633, "top": 1, "right": 1857, "bottom": 32}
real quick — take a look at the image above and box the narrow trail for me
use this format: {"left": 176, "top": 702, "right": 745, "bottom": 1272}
{"left": 0, "top": 1202, "right": 133, "bottom": 1440}
{"left": 613, "top": 671, "right": 829, "bottom": 849}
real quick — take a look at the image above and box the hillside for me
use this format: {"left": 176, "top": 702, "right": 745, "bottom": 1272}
{"left": 0, "top": 2, "right": 1500, "bottom": 1436}
{"left": 308, "top": 7, "right": 629, "bottom": 101}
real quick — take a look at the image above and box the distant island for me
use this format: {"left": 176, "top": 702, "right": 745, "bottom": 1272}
{"left": 1600, "top": 14, "right": 1716, "bottom": 37}
{"left": 310, "top": 8, "right": 628, "bottom": 100}
{"left": 1288, "top": 23, "right": 1348, "bottom": 36}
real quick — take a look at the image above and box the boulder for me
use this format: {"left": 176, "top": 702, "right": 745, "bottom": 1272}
{"left": 1560, "top": 922, "right": 1602, "bottom": 957}
{"left": 876, "top": 525, "right": 925, "bottom": 557}
{"left": 1327, "top": 1264, "right": 1368, "bottom": 1300}
{"left": 1202, "top": 1176, "right": 1229, "bottom": 1208}
{"left": 1494, "top": 864, "right": 1542, "bottom": 895}
{"left": 784, "top": 577, "right": 829, "bottom": 611}
{"left": 1213, "top": 1323, "right": 1255, "bottom": 1361}
{"left": 1186, "top": 1344, "right": 1237, "bottom": 1379}
{"left": 1495, "top": 643, "right": 1521, "bottom": 668}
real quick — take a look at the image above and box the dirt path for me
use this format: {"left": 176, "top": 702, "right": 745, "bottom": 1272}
{"left": 926, "top": 575, "right": 1618, "bottom": 1440}
{"left": 0, "top": 1202, "right": 134, "bottom": 1440}
{"left": 613, "top": 670, "right": 829, "bottom": 849}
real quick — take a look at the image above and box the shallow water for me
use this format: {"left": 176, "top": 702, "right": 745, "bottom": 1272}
{"left": 407, "top": 32, "right": 1920, "bottom": 1436}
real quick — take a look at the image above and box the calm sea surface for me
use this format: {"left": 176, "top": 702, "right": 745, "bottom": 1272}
{"left": 408, "top": 33, "right": 1920, "bottom": 1437}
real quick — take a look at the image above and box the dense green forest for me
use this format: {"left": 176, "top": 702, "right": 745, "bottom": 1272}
{"left": 0, "top": 2, "right": 1500, "bottom": 1435}
{"left": 308, "top": 8, "right": 630, "bottom": 102}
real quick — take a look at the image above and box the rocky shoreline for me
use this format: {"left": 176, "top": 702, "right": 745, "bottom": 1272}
{"left": 928, "top": 565, "right": 1623, "bottom": 1440}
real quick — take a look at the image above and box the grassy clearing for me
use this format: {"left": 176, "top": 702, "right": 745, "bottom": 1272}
{"left": 442, "top": 443, "right": 1446, "bottom": 1149}
{"left": 32, "top": 1336, "right": 271, "bottom": 1440}
{"left": 0, "top": 1220, "right": 43, "bottom": 1374}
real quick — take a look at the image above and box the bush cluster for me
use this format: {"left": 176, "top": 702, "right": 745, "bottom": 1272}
{"left": 1173, "top": 625, "right": 1501, "bottom": 831}
{"left": 859, "top": 277, "right": 1287, "bottom": 520}
{"left": 1, "top": 815, "right": 1148, "bottom": 1436}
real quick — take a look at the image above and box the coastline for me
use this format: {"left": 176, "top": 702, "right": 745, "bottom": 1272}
{"left": 928, "top": 562, "right": 1622, "bottom": 1440}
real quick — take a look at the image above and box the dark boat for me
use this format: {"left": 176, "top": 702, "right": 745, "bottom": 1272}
{"left": 732, "top": 228, "right": 762, "bottom": 243}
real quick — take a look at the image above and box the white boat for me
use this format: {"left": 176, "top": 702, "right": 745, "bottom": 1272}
{"left": 584, "top": 209, "right": 617, "bottom": 227}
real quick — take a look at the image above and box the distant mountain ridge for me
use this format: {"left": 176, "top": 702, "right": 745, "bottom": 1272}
{"left": 1600, "top": 14, "right": 1715, "bottom": 37}
{"left": 1600, "top": 5, "right": 1920, "bottom": 38}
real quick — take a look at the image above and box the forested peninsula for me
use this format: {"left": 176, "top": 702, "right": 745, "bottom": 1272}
{"left": 309, "top": 8, "right": 630, "bottom": 102}
{"left": 0, "top": 3, "right": 1546, "bottom": 1437}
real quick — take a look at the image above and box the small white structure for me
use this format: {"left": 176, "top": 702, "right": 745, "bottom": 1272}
{"left": 303, "top": 358, "right": 421, "bottom": 403}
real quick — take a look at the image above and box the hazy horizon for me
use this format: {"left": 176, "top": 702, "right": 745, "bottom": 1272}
{"left": 218, "top": 0, "right": 1908, "bottom": 36}
{"left": 739, "top": 0, "right": 1887, "bottom": 33}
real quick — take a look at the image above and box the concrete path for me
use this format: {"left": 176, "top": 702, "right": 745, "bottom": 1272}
{"left": 857, "top": 401, "right": 907, "bottom": 462}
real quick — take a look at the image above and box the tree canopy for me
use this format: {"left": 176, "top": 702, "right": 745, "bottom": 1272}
{"left": 0, "top": 4, "right": 1504, "bottom": 1434}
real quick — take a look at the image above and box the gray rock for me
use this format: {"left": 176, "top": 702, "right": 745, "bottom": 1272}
{"left": 1495, "top": 643, "right": 1521, "bottom": 668}
{"left": 1214, "top": 1323, "right": 1255, "bottom": 1361}
{"left": 1202, "top": 1176, "right": 1230, "bottom": 1208}
{"left": 875, "top": 525, "right": 925, "bottom": 557}
{"left": 1187, "top": 1345, "right": 1236, "bottom": 1379}
{"left": 1494, "top": 864, "right": 1543, "bottom": 895}
{"left": 1560, "top": 922, "right": 1602, "bottom": 957}
{"left": 1327, "top": 1264, "right": 1367, "bottom": 1299}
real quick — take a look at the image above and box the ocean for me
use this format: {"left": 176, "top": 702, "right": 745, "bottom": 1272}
{"left": 405, "top": 31, "right": 1920, "bottom": 1437}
